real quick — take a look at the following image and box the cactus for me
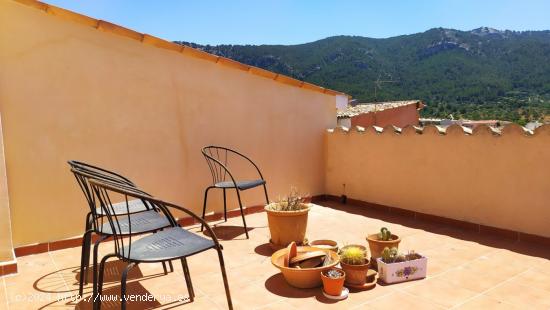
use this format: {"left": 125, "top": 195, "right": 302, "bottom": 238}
{"left": 381, "top": 247, "right": 400, "bottom": 263}
{"left": 340, "top": 246, "right": 367, "bottom": 265}
{"left": 377, "top": 227, "right": 392, "bottom": 241}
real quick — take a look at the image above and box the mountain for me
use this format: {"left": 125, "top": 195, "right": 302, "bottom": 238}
{"left": 175, "top": 27, "right": 550, "bottom": 124}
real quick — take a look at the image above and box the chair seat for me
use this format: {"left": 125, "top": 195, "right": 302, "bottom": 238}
{"left": 95, "top": 199, "right": 149, "bottom": 216}
{"left": 120, "top": 227, "right": 215, "bottom": 262}
{"left": 215, "top": 179, "right": 266, "bottom": 190}
{"left": 97, "top": 210, "right": 171, "bottom": 235}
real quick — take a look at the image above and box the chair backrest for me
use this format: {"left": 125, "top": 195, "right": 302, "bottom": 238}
{"left": 68, "top": 161, "right": 154, "bottom": 232}
{"left": 68, "top": 160, "right": 135, "bottom": 187}
{"left": 201, "top": 146, "right": 264, "bottom": 186}
{"left": 68, "top": 161, "right": 142, "bottom": 209}
{"left": 89, "top": 179, "right": 180, "bottom": 259}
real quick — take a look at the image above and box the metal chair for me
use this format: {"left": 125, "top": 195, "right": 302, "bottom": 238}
{"left": 90, "top": 179, "right": 233, "bottom": 310}
{"left": 200, "top": 146, "right": 269, "bottom": 239}
{"left": 68, "top": 161, "right": 173, "bottom": 297}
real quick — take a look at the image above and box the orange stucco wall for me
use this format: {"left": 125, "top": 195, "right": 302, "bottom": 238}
{"left": 325, "top": 125, "right": 550, "bottom": 238}
{"left": 351, "top": 104, "right": 420, "bottom": 128}
{"left": 0, "top": 0, "right": 336, "bottom": 248}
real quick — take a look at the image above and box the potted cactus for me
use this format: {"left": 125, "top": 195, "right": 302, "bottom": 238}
{"left": 321, "top": 268, "right": 346, "bottom": 297}
{"left": 265, "top": 187, "right": 311, "bottom": 249}
{"left": 366, "top": 227, "right": 401, "bottom": 265}
{"left": 339, "top": 246, "right": 370, "bottom": 286}
{"left": 377, "top": 247, "right": 427, "bottom": 284}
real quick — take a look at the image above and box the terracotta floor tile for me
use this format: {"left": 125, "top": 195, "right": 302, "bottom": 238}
{"left": 436, "top": 265, "right": 507, "bottom": 293}
{"left": 455, "top": 294, "right": 523, "bottom": 310}
{"left": 362, "top": 291, "right": 445, "bottom": 309}
{"left": 485, "top": 280, "right": 550, "bottom": 309}
{"left": 402, "top": 277, "right": 478, "bottom": 307}
{"left": 6, "top": 201, "right": 550, "bottom": 309}
{"left": 0, "top": 279, "right": 7, "bottom": 309}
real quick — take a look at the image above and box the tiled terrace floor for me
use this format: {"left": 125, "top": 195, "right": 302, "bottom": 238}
{"left": 2, "top": 201, "right": 550, "bottom": 309}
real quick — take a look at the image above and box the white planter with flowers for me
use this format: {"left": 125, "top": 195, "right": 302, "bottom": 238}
{"left": 376, "top": 247, "right": 427, "bottom": 284}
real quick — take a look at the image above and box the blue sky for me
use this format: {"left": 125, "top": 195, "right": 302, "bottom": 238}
{"left": 45, "top": 0, "right": 550, "bottom": 45}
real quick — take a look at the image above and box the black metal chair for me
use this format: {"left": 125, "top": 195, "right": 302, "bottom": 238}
{"left": 68, "top": 161, "right": 174, "bottom": 297}
{"left": 200, "top": 146, "right": 269, "bottom": 239}
{"left": 89, "top": 178, "right": 233, "bottom": 310}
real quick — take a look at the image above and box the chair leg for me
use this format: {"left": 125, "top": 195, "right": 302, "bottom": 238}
{"left": 216, "top": 247, "right": 233, "bottom": 310}
{"left": 120, "top": 262, "right": 137, "bottom": 310}
{"left": 168, "top": 260, "right": 174, "bottom": 272}
{"left": 82, "top": 213, "right": 93, "bottom": 285}
{"left": 92, "top": 235, "right": 108, "bottom": 310}
{"left": 162, "top": 262, "right": 168, "bottom": 275}
{"left": 79, "top": 228, "right": 93, "bottom": 297}
{"left": 180, "top": 258, "right": 195, "bottom": 301}
{"left": 263, "top": 184, "right": 269, "bottom": 204}
{"left": 95, "top": 253, "right": 116, "bottom": 310}
{"left": 223, "top": 188, "right": 227, "bottom": 222}
{"left": 235, "top": 189, "right": 249, "bottom": 239}
{"left": 200, "top": 187, "right": 212, "bottom": 232}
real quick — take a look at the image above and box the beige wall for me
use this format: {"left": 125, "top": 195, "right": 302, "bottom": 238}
{"left": 0, "top": 0, "right": 336, "bottom": 248}
{"left": 0, "top": 115, "right": 15, "bottom": 262}
{"left": 325, "top": 125, "right": 550, "bottom": 238}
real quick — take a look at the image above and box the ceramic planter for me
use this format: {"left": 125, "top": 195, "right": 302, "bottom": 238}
{"left": 321, "top": 268, "right": 345, "bottom": 296}
{"left": 366, "top": 234, "right": 401, "bottom": 264}
{"left": 271, "top": 246, "right": 340, "bottom": 288}
{"left": 376, "top": 255, "right": 427, "bottom": 284}
{"left": 266, "top": 204, "right": 310, "bottom": 248}
{"left": 340, "top": 260, "right": 370, "bottom": 286}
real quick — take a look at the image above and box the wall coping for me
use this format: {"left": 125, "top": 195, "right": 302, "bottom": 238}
{"left": 329, "top": 123, "right": 550, "bottom": 137}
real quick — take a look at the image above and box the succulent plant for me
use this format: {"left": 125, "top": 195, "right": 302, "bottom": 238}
{"left": 340, "top": 246, "right": 367, "bottom": 265}
{"left": 324, "top": 269, "right": 344, "bottom": 279}
{"left": 381, "top": 246, "right": 399, "bottom": 263}
{"left": 377, "top": 227, "right": 392, "bottom": 241}
{"left": 266, "top": 187, "right": 309, "bottom": 211}
{"left": 381, "top": 247, "right": 420, "bottom": 263}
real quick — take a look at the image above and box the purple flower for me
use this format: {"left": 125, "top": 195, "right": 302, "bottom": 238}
{"left": 403, "top": 267, "right": 412, "bottom": 276}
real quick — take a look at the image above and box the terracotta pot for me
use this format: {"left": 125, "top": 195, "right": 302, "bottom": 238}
{"left": 366, "top": 234, "right": 401, "bottom": 263}
{"left": 271, "top": 247, "right": 340, "bottom": 288}
{"left": 340, "top": 260, "right": 370, "bottom": 286}
{"left": 265, "top": 204, "right": 310, "bottom": 248}
{"left": 321, "top": 268, "right": 345, "bottom": 296}
{"left": 310, "top": 239, "right": 338, "bottom": 252}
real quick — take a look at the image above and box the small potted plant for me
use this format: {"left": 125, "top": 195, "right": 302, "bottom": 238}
{"left": 265, "top": 187, "right": 311, "bottom": 249}
{"left": 321, "top": 268, "right": 346, "bottom": 296}
{"left": 377, "top": 247, "right": 427, "bottom": 284}
{"left": 339, "top": 246, "right": 370, "bottom": 286}
{"left": 366, "top": 227, "right": 401, "bottom": 265}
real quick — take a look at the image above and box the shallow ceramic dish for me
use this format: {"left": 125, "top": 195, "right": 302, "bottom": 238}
{"left": 271, "top": 246, "right": 340, "bottom": 288}
{"left": 310, "top": 239, "right": 339, "bottom": 252}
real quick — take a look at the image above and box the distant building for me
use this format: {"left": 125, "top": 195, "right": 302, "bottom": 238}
{"left": 337, "top": 100, "right": 425, "bottom": 128}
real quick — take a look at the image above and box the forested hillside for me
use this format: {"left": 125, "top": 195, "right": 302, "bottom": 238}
{"left": 176, "top": 27, "right": 550, "bottom": 124}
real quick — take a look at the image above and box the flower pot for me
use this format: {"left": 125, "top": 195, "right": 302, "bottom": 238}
{"left": 310, "top": 239, "right": 338, "bottom": 252}
{"left": 271, "top": 246, "right": 340, "bottom": 288}
{"left": 340, "top": 260, "right": 370, "bottom": 286}
{"left": 376, "top": 255, "right": 427, "bottom": 284}
{"left": 366, "top": 234, "right": 401, "bottom": 264}
{"left": 321, "top": 268, "right": 345, "bottom": 296}
{"left": 265, "top": 204, "right": 310, "bottom": 248}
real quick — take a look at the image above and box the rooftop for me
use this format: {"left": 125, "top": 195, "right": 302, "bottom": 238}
{"left": 2, "top": 200, "right": 550, "bottom": 309}
{"left": 337, "top": 100, "right": 424, "bottom": 119}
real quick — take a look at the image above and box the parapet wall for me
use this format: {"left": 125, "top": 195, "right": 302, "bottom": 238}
{"left": 0, "top": 0, "right": 336, "bottom": 248}
{"left": 325, "top": 124, "right": 550, "bottom": 238}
